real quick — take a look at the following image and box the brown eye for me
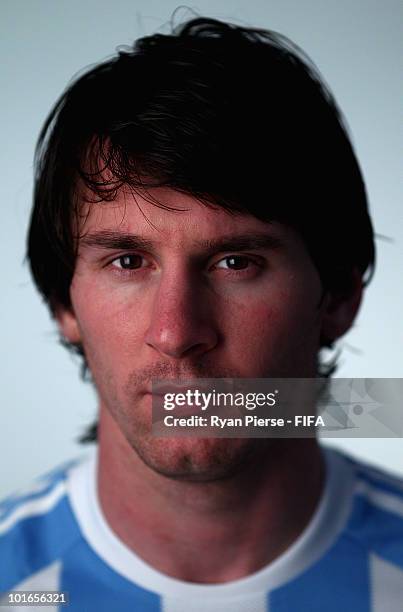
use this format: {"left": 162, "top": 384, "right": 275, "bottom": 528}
{"left": 216, "top": 255, "right": 251, "bottom": 270}
{"left": 112, "top": 255, "right": 144, "bottom": 270}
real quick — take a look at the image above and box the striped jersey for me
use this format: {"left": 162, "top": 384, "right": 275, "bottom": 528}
{"left": 1, "top": 445, "right": 403, "bottom": 611}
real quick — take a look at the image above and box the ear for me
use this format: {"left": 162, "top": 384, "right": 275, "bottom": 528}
{"left": 55, "top": 306, "right": 82, "bottom": 344}
{"left": 320, "top": 268, "right": 363, "bottom": 347}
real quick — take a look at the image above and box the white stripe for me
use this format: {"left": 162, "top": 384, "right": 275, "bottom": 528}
{"left": 370, "top": 553, "right": 403, "bottom": 612}
{"left": 355, "top": 479, "right": 403, "bottom": 520}
{"left": 163, "top": 592, "right": 267, "bottom": 612}
{"left": 0, "top": 561, "right": 62, "bottom": 612}
{"left": 0, "top": 482, "right": 67, "bottom": 535}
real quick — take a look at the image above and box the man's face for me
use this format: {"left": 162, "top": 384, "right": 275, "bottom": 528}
{"left": 60, "top": 187, "right": 329, "bottom": 480}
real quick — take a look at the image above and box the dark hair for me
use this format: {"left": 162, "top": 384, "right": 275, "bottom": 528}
{"left": 27, "top": 15, "right": 375, "bottom": 443}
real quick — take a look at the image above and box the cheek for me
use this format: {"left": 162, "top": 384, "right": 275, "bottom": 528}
{"left": 70, "top": 279, "right": 146, "bottom": 365}
{"left": 221, "top": 290, "right": 322, "bottom": 373}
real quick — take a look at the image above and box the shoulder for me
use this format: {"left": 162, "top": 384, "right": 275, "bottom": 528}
{"left": 338, "top": 448, "right": 403, "bottom": 569}
{"left": 346, "top": 450, "right": 403, "bottom": 521}
{"left": 0, "top": 455, "right": 87, "bottom": 593}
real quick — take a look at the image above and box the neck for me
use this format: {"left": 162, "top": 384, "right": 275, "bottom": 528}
{"left": 97, "top": 407, "right": 325, "bottom": 584}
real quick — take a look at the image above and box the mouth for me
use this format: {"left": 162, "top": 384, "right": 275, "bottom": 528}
{"left": 146, "top": 380, "right": 212, "bottom": 396}
{"left": 144, "top": 381, "right": 212, "bottom": 421}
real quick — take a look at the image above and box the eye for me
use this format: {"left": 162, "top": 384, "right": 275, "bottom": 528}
{"left": 111, "top": 254, "right": 145, "bottom": 270}
{"left": 215, "top": 255, "right": 254, "bottom": 271}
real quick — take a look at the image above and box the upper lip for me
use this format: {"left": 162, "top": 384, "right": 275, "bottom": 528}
{"left": 146, "top": 381, "right": 210, "bottom": 396}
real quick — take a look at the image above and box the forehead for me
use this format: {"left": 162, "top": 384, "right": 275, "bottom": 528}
{"left": 77, "top": 186, "right": 292, "bottom": 247}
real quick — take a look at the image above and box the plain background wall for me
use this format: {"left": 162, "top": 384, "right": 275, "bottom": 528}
{"left": 1, "top": 0, "right": 402, "bottom": 498}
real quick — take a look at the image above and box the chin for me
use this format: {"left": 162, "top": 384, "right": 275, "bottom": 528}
{"left": 129, "top": 435, "right": 263, "bottom": 482}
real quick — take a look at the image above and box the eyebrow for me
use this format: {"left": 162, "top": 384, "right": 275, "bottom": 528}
{"left": 197, "top": 234, "right": 283, "bottom": 252}
{"left": 80, "top": 230, "right": 154, "bottom": 251}
{"left": 79, "top": 229, "right": 284, "bottom": 254}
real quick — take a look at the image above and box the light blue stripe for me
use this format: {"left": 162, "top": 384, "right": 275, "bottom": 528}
{"left": 347, "top": 493, "right": 403, "bottom": 567}
{"left": 269, "top": 536, "right": 370, "bottom": 611}
{"left": 60, "top": 539, "right": 162, "bottom": 611}
{"left": 0, "top": 496, "right": 81, "bottom": 593}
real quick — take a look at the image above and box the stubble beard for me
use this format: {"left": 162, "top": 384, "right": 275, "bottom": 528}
{"left": 105, "top": 363, "right": 275, "bottom": 483}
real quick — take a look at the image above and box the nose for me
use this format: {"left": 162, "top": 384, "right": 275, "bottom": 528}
{"left": 144, "top": 270, "right": 219, "bottom": 360}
